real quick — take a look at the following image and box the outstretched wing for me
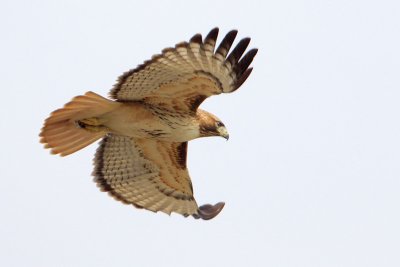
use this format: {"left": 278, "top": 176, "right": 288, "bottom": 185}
{"left": 93, "top": 134, "right": 224, "bottom": 219}
{"left": 110, "top": 28, "right": 257, "bottom": 111}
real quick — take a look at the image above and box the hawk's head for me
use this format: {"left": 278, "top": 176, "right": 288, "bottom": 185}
{"left": 197, "top": 110, "right": 229, "bottom": 140}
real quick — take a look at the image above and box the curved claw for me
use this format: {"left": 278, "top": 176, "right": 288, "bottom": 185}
{"left": 193, "top": 202, "right": 225, "bottom": 220}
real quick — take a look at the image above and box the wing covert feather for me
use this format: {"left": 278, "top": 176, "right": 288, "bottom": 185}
{"left": 110, "top": 28, "right": 257, "bottom": 111}
{"left": 93, "top": 134, "right": 198, "bottom": 216}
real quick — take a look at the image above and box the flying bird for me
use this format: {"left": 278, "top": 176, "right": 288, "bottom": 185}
{"left": 39, "top": 28, "right": 257, "bottom": 220}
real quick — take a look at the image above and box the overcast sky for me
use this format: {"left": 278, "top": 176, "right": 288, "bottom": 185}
{"left": 1, "top": 0, "right": 400, "bottom": 266}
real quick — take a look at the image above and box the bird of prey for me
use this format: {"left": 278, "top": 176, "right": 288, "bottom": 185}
{"left": 40, "top": 28, "right": 257, "bottom": 220}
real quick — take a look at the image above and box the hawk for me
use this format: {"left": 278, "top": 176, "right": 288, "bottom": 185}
{"left": 40, "top": 28, "right": 257, "bottom": 220}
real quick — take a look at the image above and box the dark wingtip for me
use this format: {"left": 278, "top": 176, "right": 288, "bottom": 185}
{"left": 227, "top": 37, "right": 251, "bottom": 65}
{"left": 224, "top": 30, "right": 239, "bottom": 46}
{"left": 190, "top": 33, "right": 203, "bottom": 44}
{"left": 193, "top": 202, "right": 225, "bottom": 220}
{"left": 234, "top": 67, "right": 253, "bottom": 91}
{"left": 205, "top": 27, "right": 219, "bottom": 42}
{"left": 226, "top": 29, "right": 239, "bottom": 38}
{"left": 216, "top": 30, "right": 238, "bottom": 58}
{"left": 235, "top": 48, "right": 258, "bottom": 76}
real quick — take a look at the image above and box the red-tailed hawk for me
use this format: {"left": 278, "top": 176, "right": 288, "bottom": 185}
{"left": 40, "top": 28, "right": 257, "bottom": 220}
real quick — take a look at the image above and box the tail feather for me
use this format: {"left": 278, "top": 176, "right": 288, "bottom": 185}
{"left": 40, "top": 91, "right": 119, "bottom": 156}
{"left": 51, "top": 134, "right": 103, "bottom": 156}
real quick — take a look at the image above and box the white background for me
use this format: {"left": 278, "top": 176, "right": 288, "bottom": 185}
{"left": 1, "top": 0, "right": 399, "bottom": 266}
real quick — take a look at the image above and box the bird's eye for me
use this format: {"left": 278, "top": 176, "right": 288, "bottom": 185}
{"left": 216, "top": 121, "right": 224, "bottom": 127}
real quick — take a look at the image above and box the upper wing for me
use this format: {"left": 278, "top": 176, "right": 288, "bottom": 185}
{"left": 93, "top": 134, "right": 224, "bottom": 219}
{"left": 110, "top": 28, "right": 257, "bottom": 111}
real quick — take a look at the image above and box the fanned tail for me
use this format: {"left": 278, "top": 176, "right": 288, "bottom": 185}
{"left": 39, "top": 91, "right": 119, "bottom": 156}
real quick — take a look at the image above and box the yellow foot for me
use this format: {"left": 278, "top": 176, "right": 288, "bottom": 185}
{"left": 75, "top": 118, "right": 109, "bottom": 133}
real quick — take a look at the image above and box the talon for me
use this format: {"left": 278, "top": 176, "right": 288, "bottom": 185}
{"left": 193, "top": 202, "right": 225, "bottom": 220}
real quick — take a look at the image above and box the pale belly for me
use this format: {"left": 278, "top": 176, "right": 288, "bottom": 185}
{"left": 101, "top": 102, "right": 199, "bottom": 142}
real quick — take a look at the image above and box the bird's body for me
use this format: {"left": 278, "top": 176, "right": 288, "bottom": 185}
{"left": 40, "top": 28, "right": 257, "bottom": 220}
{"left": 74, "top": 95, "right": 223, "bottom": 142}
{"left": 83, "top": 100, "right": 199, "bottom": 142}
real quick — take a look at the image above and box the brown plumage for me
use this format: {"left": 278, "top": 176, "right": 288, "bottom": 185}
{"left": 39, "top": 28, "right": 257, "bottom": 220}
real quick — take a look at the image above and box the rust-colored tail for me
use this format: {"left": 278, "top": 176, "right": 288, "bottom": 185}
{"left": 40, "top": 91, "right": 119, "bottom": 156}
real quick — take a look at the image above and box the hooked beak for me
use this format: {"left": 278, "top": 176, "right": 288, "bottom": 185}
{"left": 218, "top": 126, "right": 230, "bottom": 140}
